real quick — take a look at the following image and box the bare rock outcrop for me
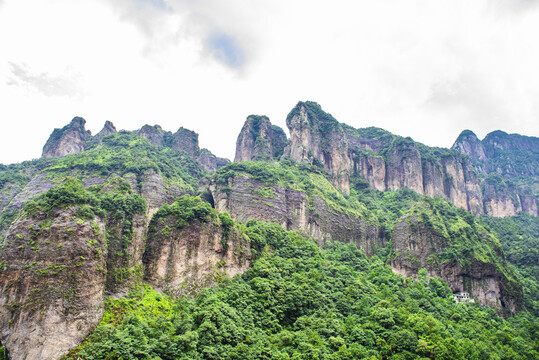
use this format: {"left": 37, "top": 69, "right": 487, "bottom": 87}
{"left": 138, "top": 125, "right": 166, "bottom": 147}
{"left": 235, "top": 115, "right": 288, "bottom": 162}
{"left": 451, "top": 130, "right": 488, "bottom": 168}
{"left": 452, "top": 130, "right": 538, "bottom": 216}
{"left": 172, "top": 127, "right": 199, "bottom": 157}
{"left": 209, "top": 174, "right": 381, "bottom": 255}
{"left": 198, "top": 149, "right": 231, "bottom": 172}
{"left": 143, "top": 198, "right": 251, "bottom": 296}
{"left": 283, "top": 102, "right": 484, "bottom": 213}
{"left": 94, "top": 120, "right": 117, "bottom": 142}
{"left": 284, "top": 103, "right": 352, "bottom": 194}
{"left": 42, "top": 117, "right": 92, "bottom": 158}
{"left": 0, "top": 207, "right": 107, "bottom": 360}
{"left": 390, "top": 202, "right": 521, "bottom": 312}
{"left": 137, "top": 124, "right": 229, "bottom": 172}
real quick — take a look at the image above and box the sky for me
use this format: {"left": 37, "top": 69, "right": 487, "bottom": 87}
{"left": 1, "top": 0, "right": 538, "bottom": 164}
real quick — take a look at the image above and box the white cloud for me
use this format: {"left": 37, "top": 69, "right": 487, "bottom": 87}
{"left": 0, "top": 0, "right": 538, "bottom": 164}
{"left": 7, "top": 62, "right": 86, "bottom": 98}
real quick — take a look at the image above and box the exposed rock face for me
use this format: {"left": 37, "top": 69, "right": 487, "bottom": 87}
{"left": 198, "top": 149, "right": 231, "bottom": 172}
{"left": 385, "top": 139, "right": 424, "bottom": 194}
{"left": 42, "top": 117, "right": 92, "bottom": 158}
{"left": 0, "top": 172, "right": 189, "bottom": 358}
{"left": 137, "top": 124, "right": 229, "bottom": 172}
{"left": 0, "top": 184, "right": 22, "bottom": 214}
{"left": 0, "top": 207, "right": 107, "bottom": 360}
{"left": 452, "top": 130, "right": 538, "bottom": 216}
{"left": 283, "top": 102, "right": 484, "bottom": 213}
{"left": 452, "top": 130, "right": 488, "bottom": 167}
{"left": 172, "top": 127, "right": 199, "bottom": 157}
{"left": 41, "top": 118, "right": 230, "bottom": 177}
{"left": 143, "top": 216, "right": 250, "bottom": 297}
{"left": 209, "top": 174, "right": 382, "bottom": 255}
{"left": 483, "top": 130, "right": 539, "bottom": 154}
{"left": 94, "top": 120, "right": 117, "bottom": 142}
{"left": 390, "top": 203, "right": 521, "bottom": 313}
{"left": 285, "top": 104, "right": 352, "bottom": 194}
{"left": 481, "top": 179, "right": 538, "bottom": 217}
{"left": 138, "top": 125, "right": 166, "bottom": 147}
{"left": 235, "top": 115, "right": 288, "bottom": 162}
{"left": 4, "top": 174, "right": 57, "bottom": 215}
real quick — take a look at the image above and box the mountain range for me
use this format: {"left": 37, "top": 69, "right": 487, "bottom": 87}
{"left": 0, "top": 101, "right": 537, "bottom": 359}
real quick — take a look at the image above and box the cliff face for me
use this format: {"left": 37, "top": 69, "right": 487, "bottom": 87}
{"left": 42, "top": 117, "right": 92, "bottom": 158}
{"left": 235, "top": 115, "right": 287, "bottom": 162}
{"left": 0, "top": 178, "right": 246, "bottom": 358}
{"left": 284, "top": 104, "right": 352, "bottom": 194}
{"left": 452, "top": 130, "right": 538, "bottom": 216}
{"left": 172, "top": 127, "right": 199, "bottom": 157}
{"left": 282, "top": 102, "right": 485, "bottom": 214}
{"left": 390, "top": 202, "right": 521, "bottom": 312}
{"left": 0, "top": 207, "right": 107, "bottom": 360}
{"left": 138, "top": 125, "right": 166, "bottom": 147}
{"left": 451, "top": 130, "right": 488, "bottom": 167}
{"left": 209, "top": 174, "right": 382, "bottom": 255}
{"left": 143, "top": 207, "right": 250, "bottom": 297}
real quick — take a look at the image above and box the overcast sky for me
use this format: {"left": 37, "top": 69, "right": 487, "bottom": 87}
{"left": 1, "top": 0, "right": 538, "bottom": 164}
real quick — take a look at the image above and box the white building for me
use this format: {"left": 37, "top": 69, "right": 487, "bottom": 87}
{"left": 454, "top": 292, "right": 475, "bottom": 304}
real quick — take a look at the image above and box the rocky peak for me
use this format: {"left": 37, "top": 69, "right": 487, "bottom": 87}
{"left": 483, "top": 130, "right": 539, "bottom": 153}
{"left": 451, "top": 129, "right": 538, "bottom": 215}
{"left": 172, "top": 127, "right": 199, "bottom": 157}
{"left": 198, "top": 149, "right": 231, "bottom": 172}
{"left": 42, "top": 117, "right": 92, "bottom": 158}
{"left": 138, "top": 125, "right": 166, "bottom": 147}
{"left": 234, "top": 115, "right": 287, "bottom": 162}
{"left": 284, "top": 101, "right": 351, "bottom": 193}
{"left": 94, "top": 120, "right": 117, "bottom": 142}
{"left": 451, "top": 130, "right": 487, "bottom": 165}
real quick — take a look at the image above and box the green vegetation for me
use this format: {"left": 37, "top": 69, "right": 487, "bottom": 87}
{"left": 480, "top": 213, "right": 539, "bottom": 317}
{"left": 215, "top": 160, "right": 373, "bottom": 223}
{"left": 0, "top": 111, "right": 536, "bottom": 359}
{"left": 67, "top": 221, "right": 537, "bottom": 360}
{"left": 482, "top": 132, "right": 539, "bottom": 181}
{"left": 22, "top": 177, "right": 146, "bottom": 221}
{"left": 214, "top": 160, "right": 519, "bottom": 285}
{"left": 43, "top": 131, "right": 206, "bottom": 191}
{"left": 149, "top": 195, "right": 215, "bottom": 232}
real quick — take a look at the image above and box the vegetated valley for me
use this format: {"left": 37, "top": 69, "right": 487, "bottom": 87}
{"left": 0, "top": 101, "right": 537, "bottom": 359}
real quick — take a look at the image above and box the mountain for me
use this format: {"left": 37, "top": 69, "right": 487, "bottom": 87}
{"left": 0, "top": 102, "right": 536, "bottom": 359}
{"left": 452, "top": 130, "right": 538, "bottom": 217}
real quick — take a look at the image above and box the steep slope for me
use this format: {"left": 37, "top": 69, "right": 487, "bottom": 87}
{"left": 42, "top": 118, "right": 229, "bottom": 172}
{"left": 390, "top": 200, "right": 521, "bottom": 312}
{"left": 0, "top": 178, "right": 146, "bottom": 360}
{"left": 94, "top": 120, "right": 117, "bottom": 141}
{"left": 66, "top": 224, "right": 536, "bottom": 360}
{"left": 138, "top": 124, "right": 230, "bottom": 172}
{"left": 234, "top": 115, "right": 287, "bottom": 162}
{"left": 209, "top": 160, "right": 522, "bottom": 312}
{"left": 452, "top": 130, "right": 538, "bottom": 216}
{"left": 209, "top": 161, "right": 382, "bottom": 255}
{"left": 0, "top": 104, "right": 535, "bottom": 358}
{"left": 42, "top": 117, "right": 92, "bottom": 158}
{"left": 0, "top": 206, "right": 106, "bottom": 360}
{"left": 143, "top": 196, "right": 251, "bottom": 297}
{"left": 280, "top": 101, "right": 485, "bottom": 214}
